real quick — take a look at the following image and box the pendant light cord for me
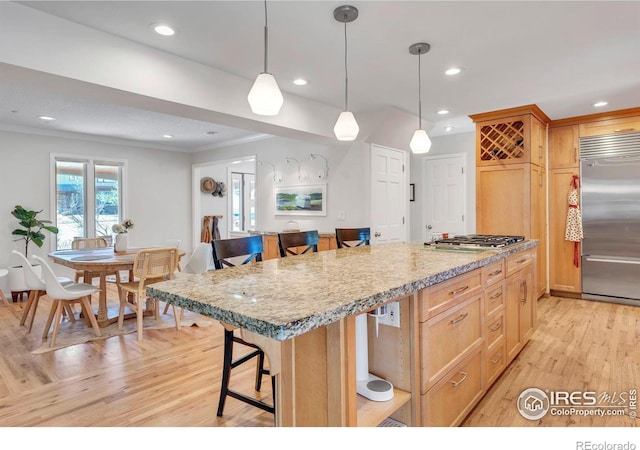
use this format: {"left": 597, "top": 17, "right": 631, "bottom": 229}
{"left": 344, "top": 21, "right": 349, "bottom": 111}
{"left": 263, "top": 0, "right": 269, "bottom": 74}
{"left": 417, "top": 50, "right": 422, "bottom": 129}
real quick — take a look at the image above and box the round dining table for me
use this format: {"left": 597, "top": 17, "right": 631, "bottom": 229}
{"left": 48, "top": 246, "right": 185, "bottom": 327}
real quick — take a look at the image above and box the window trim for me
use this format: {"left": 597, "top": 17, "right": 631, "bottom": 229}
{"left": 50, "top": 153, "right": 128, "bottom": 252}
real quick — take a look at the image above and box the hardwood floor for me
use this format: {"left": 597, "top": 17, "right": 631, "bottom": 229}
{"left": 0, "top": 288, "right": 638, "bottom": 427}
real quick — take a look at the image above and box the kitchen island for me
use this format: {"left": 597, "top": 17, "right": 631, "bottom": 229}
{"left": 148, "top": 240, "right": 538, "bottom": 427}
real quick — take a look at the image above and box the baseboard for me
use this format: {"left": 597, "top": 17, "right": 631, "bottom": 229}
{"left": 549, "top": 289, "right": 582, "bottom": 299}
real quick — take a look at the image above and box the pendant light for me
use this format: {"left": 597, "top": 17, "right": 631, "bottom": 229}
{"left": 247, "top": 0, "right": 283, "bottom": 116}
{"left": 333, "top": 5, "right": 359, "bottom": 141}
{"left": 409, "top": 42, "right": 432, "bottom": 154}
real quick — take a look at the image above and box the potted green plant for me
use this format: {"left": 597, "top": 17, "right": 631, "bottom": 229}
{"left": 9, "top": 205, "right": 59, "bottom": 294}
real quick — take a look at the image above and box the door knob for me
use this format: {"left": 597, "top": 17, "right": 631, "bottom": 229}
{"left": 374, "top": 232, "right": 381, "bottom": 237}
{"left": 427, "top": 225, "right": 433, "bottom": 229}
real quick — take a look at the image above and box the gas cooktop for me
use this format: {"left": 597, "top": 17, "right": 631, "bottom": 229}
{"left": 426, "top": 234, "right": 525, "bottom": 249}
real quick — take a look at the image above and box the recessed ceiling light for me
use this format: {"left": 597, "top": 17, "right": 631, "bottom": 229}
{"left": 38, "top": 115, "right": 56, "bottom": 121}
{"left": 437, "top": 109, "right": 450, "bottom": 115}
{"left": 162, "top": 134, "right": 174, "bottom": 138}
{"left": 293, "top": 78, "right": 308, "bottom": 86}
{"left": 445, "top": 67, "right": 462, "bottom": 76}
{"left": 152, "top": 24, "right": 175, "bottom": 36}
{"left": 445, "top": 126, "right": 455, "bottom": 132}
{"left": 593, "top": 101, "right": 608, "bottom": 108}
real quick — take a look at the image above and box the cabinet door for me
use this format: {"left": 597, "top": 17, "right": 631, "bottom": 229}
{"left": 519, "top": 265, "right": 536, "bottom": 344}
{"left": 579, "top": 116, "right": 640, "bottom": 137}
{"left": 530, "top": 117, "right": 546, "bottom": 168}
{"left": 505, "top": 272, "right": 522, "bottom": 363}
{"left": 530, "top": 165, "right": 546, "bottom": 298}
{"left": 505, "top": 265, "right": 536, "bottom": 363}
{"left": 548, "top": 169, "right": 582, "bottom": 293}
{"left": 476, "top": 164, "right": 531, "bottom": 236}
{"left": 549, "top": 125, "right": 579, "bottom": 169}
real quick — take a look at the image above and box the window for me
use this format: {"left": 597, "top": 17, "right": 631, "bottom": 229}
{"left": 230, "top": 172, "right": 255, "bottom": 232}
{"left": 53, "top": 156, "right": 125, "bottom": 250}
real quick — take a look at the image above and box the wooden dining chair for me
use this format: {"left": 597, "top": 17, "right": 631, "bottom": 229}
{"left": 277, "top": 230, "right": 319, "bottom": 257}
{"left": 211, "top": 235, "right": 275, "bottom": 417}
{"left": 116, "top": 247, "right": 180, "bottom": 342}
{"left": 335, "top": 227, "right": 371, "bottom": 249}
{"left": 32, "top": 256, "right": 101, "bottom": 348}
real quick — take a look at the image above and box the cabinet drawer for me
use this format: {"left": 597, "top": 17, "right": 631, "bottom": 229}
{"left": 486, "top": 341, "right": 506, "bottom": 386}
{"left": 482, "top": 259, "right": 505, "bottom": 287}
{"left": 419, "top": 269, "right": 482, "bottom": 321}
{"left": 422, "top": 349, "right": 484, "bottom": 427}
{"left": 486, "top": 312, "right": 504, "bottom": 349}
{"left": 420, "top": 294, "right": 483, "bottom": 392}
{"left": 506, "top": 249, "right": 535, "bottom": 277}
{"left": 579, "top": 117, "right": 640, "bottom": 137}
{"left": 486, "top": 282, "right": 505, "bottom": 316}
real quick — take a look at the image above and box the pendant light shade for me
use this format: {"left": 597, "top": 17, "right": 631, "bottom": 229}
{"left": 334, "top": 111, "right": 360, "bottom": 141}
{"left": 333, "top": 5, "right": 359, "bottom": 141}
{"left": 410, "top": 129, "right": 432, "bottom": 154}
{"left": 248, "top": 73, "right": 283, "bottom": 116}
{"left": 248, "top": 0, "right": 283, "bottom": 116}
{"left": 409, "top": 42, "right": 432, "bottom": 154}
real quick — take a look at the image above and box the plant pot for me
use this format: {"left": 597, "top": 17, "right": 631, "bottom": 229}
{"left": 8, "top": 264, "right": 41, "bottom": 292}
{"left": 114, "top": 233, "right": 129, "bottom": 253}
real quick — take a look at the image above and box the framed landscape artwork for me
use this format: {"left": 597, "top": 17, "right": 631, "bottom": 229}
{"left": 274, "top": 184, "right": 327, "bottom": 216}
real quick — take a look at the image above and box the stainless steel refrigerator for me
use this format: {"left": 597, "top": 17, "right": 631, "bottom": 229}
{"left": 580, "top": 132, "right": 640, "bottom": 305}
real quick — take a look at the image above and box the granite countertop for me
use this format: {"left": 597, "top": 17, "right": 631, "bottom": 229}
{"left": 147, "top": 240, "right": 537, "bottom": 341}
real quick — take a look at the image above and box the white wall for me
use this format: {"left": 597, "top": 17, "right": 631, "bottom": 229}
{"left": 192, "top": 136, "right": 371, "bottom": 235}
{"left": 0, "top": 130, "right": 192, "bottom": 295}
{"left": 409, "top": 131, "right": 476, "bottom": 243}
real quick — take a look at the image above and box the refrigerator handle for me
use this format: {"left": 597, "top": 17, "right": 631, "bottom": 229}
{"left": 584, "top": 257, "right": 640, "bottom": 265}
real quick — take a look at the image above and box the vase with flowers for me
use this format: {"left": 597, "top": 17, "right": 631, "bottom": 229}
{"left": 112, "top": 218, "right": 134, "bottom": 253}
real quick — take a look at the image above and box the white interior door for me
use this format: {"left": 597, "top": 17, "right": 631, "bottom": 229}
{"left": 370, "top": 144, "right": 407, "bottom": 244}
{"left": 423, "top": 154, "right": 467, "bottom": 242}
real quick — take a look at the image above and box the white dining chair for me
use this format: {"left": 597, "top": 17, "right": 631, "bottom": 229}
{"left": 0, "top": 268, "right": 11, "bottom": 309}
{"left": 32, "top": 255, "right": 102, "bottom": 348}
{"left": 11, "top": 250, "right": 74, "bottom": 333}
{"left": 162, "top": 242, "right": 212, "bottom": 317}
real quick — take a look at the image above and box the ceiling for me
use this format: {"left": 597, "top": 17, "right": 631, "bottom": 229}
{"left": 2, "top": 1, "right": 639, "bottom": 152}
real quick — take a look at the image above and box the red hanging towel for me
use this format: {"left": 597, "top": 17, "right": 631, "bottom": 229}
{"left": 564, "top": 175, "right": 583, "bottom": 267}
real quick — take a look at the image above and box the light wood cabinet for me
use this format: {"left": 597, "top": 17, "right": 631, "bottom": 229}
{"left": 476, "top": 163, "right": 546, "bottom": 298}
{"left": 470, "top": 105, "right": 549, "bottom": 168}
{"left": 420, "top": 293, "right": 483, "bottom": 392}
{"left": 549, "top": 125, "right": 579, "bottom": 169}
{"left": 505, "top": 257, "right": 535, "bottom": 363}
{"left": 421, "top": 349, "right": 483, "bottom": 427}
{"left": 530, "top": 115, "right": 546, "bottom": 168}
{"left": 418, "top": 246, "right": 536, "bottom": 426}
{"left": 579, "top": 116, "right": 640, "bottom": 137}
{"left": 473, "top": 105, "right": 548, "bottom": 299}
{"left": 548, "top": 168, "right": 582, "bottom": 294}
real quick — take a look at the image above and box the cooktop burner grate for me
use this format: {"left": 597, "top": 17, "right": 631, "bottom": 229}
{"left": 428, "top": 234, "right": 525, "bottom": 248}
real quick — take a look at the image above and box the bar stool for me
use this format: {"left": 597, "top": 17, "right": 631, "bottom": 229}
{"left": 335, "top": 227, "right": 371, "bottom": 248}
{"left": 277, "top": 230, "right": 319, "bottom": 257}
{"left": 211, "top": 235, "right": 275, "bottom": 417}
